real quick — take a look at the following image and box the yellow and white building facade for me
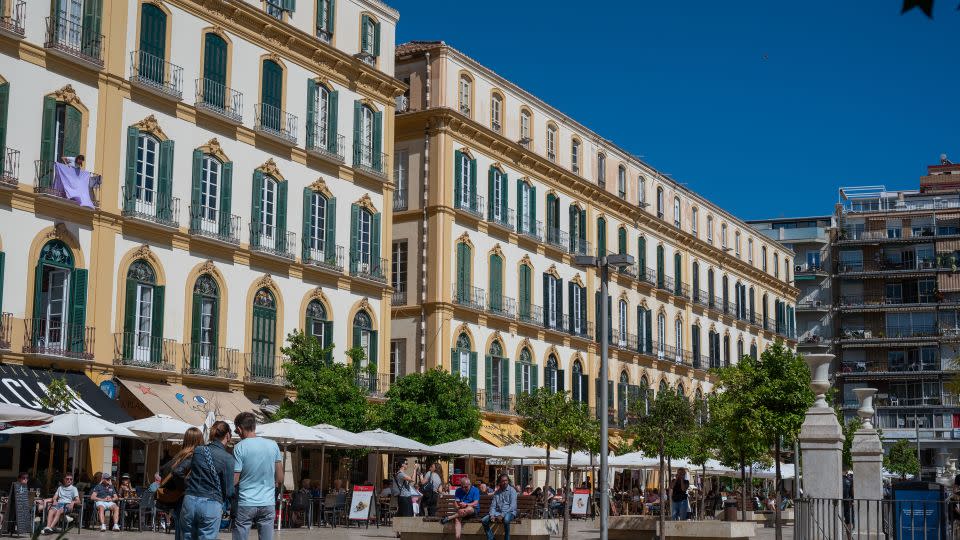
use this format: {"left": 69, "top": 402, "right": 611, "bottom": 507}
{"left": 391, "top": 41, "right": 799, "bottom": 444}
{"left": 0, "top": 0, "right": 402, "bottom": 476}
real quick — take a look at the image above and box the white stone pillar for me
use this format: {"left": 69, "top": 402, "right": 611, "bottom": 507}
{"left": 851, "top": 388, "right": 883, "bottom": 501}
{"left": 799, "top": 354, "right": 844, "bottom": 500}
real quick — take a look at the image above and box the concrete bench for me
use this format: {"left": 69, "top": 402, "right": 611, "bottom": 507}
{"left": 423, "top": 494, "right": 539, "bottom": 523}
{"left": 393, "top": 517, "right": 551, "bottom": 540}
{"left": 609, "top": 516, "right": 759, "bottom": 540}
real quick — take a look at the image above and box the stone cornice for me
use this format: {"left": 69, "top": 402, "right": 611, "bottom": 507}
{"left": 400, "top": 108, "right": 799, "bottom": 300}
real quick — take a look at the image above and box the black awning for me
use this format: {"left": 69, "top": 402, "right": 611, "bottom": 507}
{"left": 0, "top": 365, "right": 132, "bottom": 424}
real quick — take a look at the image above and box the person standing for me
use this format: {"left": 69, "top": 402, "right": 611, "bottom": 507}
{"left": 161, "top": 427, "right": 205, "bottom": 540}
{"left": 90, "top": 473, "right": 121, "bottom": 531}
{"left": 481, "top": 474, "right": 517, "bottom": 540}
{"left": 232, "top": 412, "right": 283, "bottom": 540}
{"left": 419, "top": 462, "right": 441, "bottom": 517}
{"left": 670, "top": 468, "right": 690, "bottom": 521}
{"left": 393, "top": 461, "right": 416, "bottom": 517}
{"left": 176, "top": 421, "right": 234, "bottom": 540}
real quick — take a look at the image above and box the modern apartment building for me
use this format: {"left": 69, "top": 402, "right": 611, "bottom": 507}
{"left": 748, "top": 217, "right": 835, "bottom": 352}
{"left": 0, "top": 0, "right": 402, "bottom": 479}
{"left": 391, "top": 41, "right": 799, "bottom": 446}
{"left": 834, "top": 159, "right": 960, "bottom": 471}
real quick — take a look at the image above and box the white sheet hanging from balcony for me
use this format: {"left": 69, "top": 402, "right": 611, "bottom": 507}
{"left": 54, "top": 162, "right": 97, "bottom": 208}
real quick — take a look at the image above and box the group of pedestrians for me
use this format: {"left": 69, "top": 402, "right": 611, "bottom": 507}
{"left": 157, "top": 412, "right": 284, "bottom": 540}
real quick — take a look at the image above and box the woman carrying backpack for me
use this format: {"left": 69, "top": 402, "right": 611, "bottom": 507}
{"left": 393, "top": 461, "right": 416, "bottom": 517}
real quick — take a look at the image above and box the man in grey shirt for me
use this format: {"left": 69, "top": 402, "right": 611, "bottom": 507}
{"left": 482, "top": 474, "right": 518, "bottom": 540}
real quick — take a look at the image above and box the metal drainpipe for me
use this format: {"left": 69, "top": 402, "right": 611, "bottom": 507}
{"left": 419, "top": 52, "right": 431, "bottom": 373}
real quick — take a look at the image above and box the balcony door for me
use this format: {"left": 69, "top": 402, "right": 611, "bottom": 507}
{"left": 55, "top": 0, "right": 84, "bottom": 49}
{"left": 202, "top": 33, "right": 227, "bottom": 109}
{"left": 32, "top": 240, "right": 86, "bottom": 355}
{"left": 191, "top": 275, "right": 220, "bottom": 372}
{"left": 251, "top": 288, "right": 277, "bottom": 380}
{"left": 261, "top": 60, "right": 283, "bottom": 131}
{"left": 122, "top": 260, "right": 162, "bottom": 364}
{"left": 41, "top": 267, "right": 71, "bottom": 351}
{"left": 138, "top": 3, "right": 166, "bottom": 84}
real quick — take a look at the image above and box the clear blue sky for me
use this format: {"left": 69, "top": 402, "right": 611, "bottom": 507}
{"left": 389, "top": 0, "right": 959, "bottom": 220}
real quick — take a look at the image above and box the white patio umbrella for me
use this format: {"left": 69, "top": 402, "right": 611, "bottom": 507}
{"left": 119, "top": 414, "right": 198, "bottom": 482}
{"left": 430, "top": 437, "right": 520, "bottom": 459}
{"left": 312, "top": 424, "right": 384, "bottom": 449}
{"left": 0, "top": 404, "right": 53, "bottom": 426}
{"left": 609, "top": 451, "right": 660, "bottom": 469}
{"left": 358, "top": 429, "right": 435, "bottom": 454}
{"left": 499, "top": 443, "right": 546, "bottom": 460}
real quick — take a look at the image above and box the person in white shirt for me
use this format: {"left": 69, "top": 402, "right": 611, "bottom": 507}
{"left": 42, "top": 474, "right": 80, "bottom": 534}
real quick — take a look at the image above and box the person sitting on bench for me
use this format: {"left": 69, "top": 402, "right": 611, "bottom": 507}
{"left": 440, "top": 476, "right": 480, "bottom": 540}
{"left": 481, "top": 474, "right": 517, "bottom": 540}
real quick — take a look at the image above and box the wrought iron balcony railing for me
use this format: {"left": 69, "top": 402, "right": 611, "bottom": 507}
{"left": 23, "top": 318, "right": 94, "bottom": 360}
{"left": 488, "top": 294, "right": 517, "bottom": 319}
{"left": 453, "top": 285, "right": 486, "bottom": 311}
{"left": 244, "top": 353, "right": 288, "bottom": 386}
{"left": 195, "top": 78, "right": 243, "bottom": 123}
{"left": 306, "top": 130, "right": 345, "bottom": 162}
{"left": 182, "top": 344, "right": 239, "bottom": 379}
{"left": 353, "top": 146, "right": 388, "bottom": 179}
{"left": 45, "top": 16, "right": 103, "bottom": 67}
{"left": 487, "top": 207, "right": 516, "bottom": 231}
{"left": 188, "top": 206, "right": 242, "bottom": 244}
{"left": 249, "top": 224, "right": 296, "bottom": 260}
{"left": 113, "top": 333, "right": 177, "bottom": 371}
{"left": 394, "top": 188, "right": 408, "bottom": 211}
{"left": 129, "top": 50, "right": 183, "bottom": 99}
{"left": 302, "top": 242, "right": 344, "bottom": 272}
{"left": 122, "top": 186, "right": 179, "bottom": 228}
{"left": 34, "top": 161, "right": 100, "bottom": 208}
{"left": 477, "top": 391, "right": 514, "bottom": 415}
{"left": 518, "top": 219, "right": 543, "bottom": 242}
{"left": 254, "top": 103, "right": 298, "bottom": 144}
{"left": 519, "top": 303, "right": 544, "bottom": 326}
{"left": 0, "top": 1, "right": 25, "bottom": 36}
{"left": 455, "top": 193, "right": 484, "bottom": 219}
{"left": 0, "top": 147, "right": 19, "bottom": 187}
{"left": 349, "top": 254, "right": 388, "bottom": 283}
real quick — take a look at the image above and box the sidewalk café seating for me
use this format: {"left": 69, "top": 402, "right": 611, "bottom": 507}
{"left": 394, "top": 494, "right": 550, "bottom": 540}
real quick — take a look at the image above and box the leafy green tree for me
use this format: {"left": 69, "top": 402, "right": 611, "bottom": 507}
{"left": 627, "top": 387, "right": 696, "bottom": 540}
{"left": 686, "top": 399, "right": 719, "bottom": 520}
{"left": 516, "top": 389, "right": 599, "bottom": 540}
{"left": 278, "top": 330, "right": 373, "bottom": 432}
{"left": 380, "top": 368, "right": 481, "bottom": 445}
{"left": 884, "top": 439, "right": 920, "bottom": 479}
{"left": 841, "top": 415, "right": 864, "bottom": 470}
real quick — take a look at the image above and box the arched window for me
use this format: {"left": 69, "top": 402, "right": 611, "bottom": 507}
{"left": 638, "top": 175, "right": 646, "bottom": 207}
{"left": 189, "top": 274, "right": 219, "bottom": 372}
{"left": 260, "top": 59, "right": 284, "bottom": 132}
{"left": 618, "top": 300, "right": 628, "bottom": 347}
{"left": 673, "top": 197, "right": 681, "bottom": 228}
{"left": 706, "top": 215, "right": 714, "bottom": 244}
{"left": 617, "top": 165, "right": 626, "bottom": 198}
{"left": 677, "top": 383, "right": 685, "bottom": 397}
{"left": 618, "top": 370, "right": 630, "bottom": 423}
{"left": 656, "top": 245, "right": 665, "bottom": 289}
{"left": 691, "top": 207, "right": 699, "bottom": 236}
{"left": 546, "top": 123, "right": 557, "bottom": 161}
{"left": 659, "top": 379, "right": 668, "bottom": 394}
{"left": 674, "top": 318, "right": 683, "bottom": 363}
{"left": 253, "top": 174, "right": 280, "bottom": 246}
{"left": 137, "top": 4, "right": 168, "bottom": 85}
{"left": 304, "top": 188, "right": 333, "bottom": 264}
{"left": 352, "top": 310, "right": 377, "bottom": 373}
{"left": 30, "top": 240, "right": 87, "bottom": 357}
{"left": 545, "top": 355, "right": 560, "bottom": 393}
{"left": 674, "top": 252, "right": 682, "bottom": 296}
{"left": 761, "top": 246, "right": 768, "bottom": 271}
{"left": 640, "top": 375, "right": 650, "bottom": 414}
{"left": 597, "top": 153, "right": 606, "bottom": 186}
{"left": 121, "top": 260, "right": 163, "bottom": 365}
{"left": 517, "top": 347, "right": 535, "bottom": 394}
{"left": 490, "top": 92, "right": 503, "bottom": 132}
{"left": 596, "top": 216, "right": 607, "bottom": 256}
{"left": 200, "top": 33, "right": 228, "bottom": 109}
{"left": 747, "top": 238, "right": 754, "bottom": 264}
{"left": 774, "top": 252, "right": 780, "bottom": 278}
{"left": 721, "top": 223, "right": 728, "bottom": 248}
{"left": 487, "top": 341, "right": 508, "bottom": 410}
{"left": 750, "top": 343, "right": 758, "bottom": 359}
{"left": 707, "top": 267, "right": 715, "bottom": 307}
{"left": 250, "top": 288, "right": 278, "bottom": 381}
{"left": 193, "top": 153, "right": 228, "bottom": 236}
{"left": 488, "top": 251, "right": 504, "bottom": 314}
{"left": 572, "top": 360, "right": 586, "bottom": 403}
{"left": 618, "top": 227, "right": 627, "bottom": 255}
{"left": 458, "top": 74, "right": 472, "bottom": 116}
{"left": 132, "top": 133, "right": 160, "bottom": 210}
{"left": 737, "top": 337, "right": 744, "bottom": 360}
{"left": 519, "top": 108, "right": 531, "bottom": 144}
{"left": 691, "top": 324, "right": 701, "bottom": 368}
{"left": 305, "top": 299, "right": 331, "bottom": 354}
{"left": 453, "top": 332, "right": 475, "bottom": 392}
{"left": 454, "top": 241, "right": 472, "bottom": 304}
{"left": 735, "top": 230, "right": 741, "bottom": 257}
{"left": 307, "top": 81, "right": 335, "bottom": 152}
{"left": 357, "top": 103, "right": 381, "bottom": 169}
{"left": 748, "top": 287, "right": 756, "bottom": 323}
{"left": 657, "top": 312, "right": 666, "bottom": 358}
{"left": 571, "top": 138, "right": 581, "bottom": 174}
{"left": 723, "top": 334, "right": 730, "bottom": 367}
{"left": 656, "top": 187, "right": 664, "bottom": 218}
{"left": 518, "top": 262, "right": 533, "bottom": 320}
{"left": 722, "top": 275, "right": 729, "bottom": 312}
{"left": 692, "top": 262, "right": 701, "bottom": 302}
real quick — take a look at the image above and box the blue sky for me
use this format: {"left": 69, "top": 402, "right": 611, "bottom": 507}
{"left": 389, "top": 0, "right": 959, "bottom": 220}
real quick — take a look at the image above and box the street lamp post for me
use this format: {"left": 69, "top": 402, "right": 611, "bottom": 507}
{"left": 575, "top": 252, "right": 634, "bottom": 540}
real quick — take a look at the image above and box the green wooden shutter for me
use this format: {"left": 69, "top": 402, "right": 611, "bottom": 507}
{"left": 124, "top": 127, "right": 140, "bottom": 212}
{"left": 327, "top": 0, "right": 336, "bottom": 33}
{"left": 453, "top": 150, "right": 462, "bottom": 208}
{"left": 39, "top": 97, "right": 57, "bottom": 186}
{"left": 567, "top": 282, "right": 575, "bottom": 333}
{"left": 469, "top": 352, "right": 478, "bottom": 394}
{"left": 250, "top": 170, "right": 264, "bottom": 248}
{"left": 501, "top": 359, "right": 510, "bottom": 406}
{"left": 122, "top": 279, "right": 137, "bottom": 359}
{"left": 352, "top": 100, "right": 361, "bottom": 161}
{"left": 546, "top": 193, "right": 556, "bottom": 232}
{"left": 542, "top": 273, "right": 549, "bottom": 320}
{"left": 322, "top": 320, "right": 333, "bottom": 361}
{"left": 360, "top": 15, "right": 370, "bottom": 52}
{"left": 157, "top": 140, "right": 174, "bottom": 222}
{"left": 190, "top": 150, "right": 202, "bottom": 229}
{"left": 456, "top": 243, "right": 467, "bottom": 300}
{"left": 515, "top": 361, "right": 522, "bottom": 396}
{"left": 529, "top": 185, "right": 537, "bottom": 231}
{"left": 373, "top": 110, "right": 383, "bottom": 171}
{"left": 618, "top": 228, "right": 626, "bottom": 255}
{"left": 275, "top": 180, "right": 288, "bottom": 251}
{"left": 500, "top": 173, "right": 508, "bottom": 225}
{"left": 305, "top": 79, "right": 317, "bottom": 149}
{"left": 0, "top": 83, "right": 8, "bottom": 161}
{"left": 638, "top": 237, "right": 646, "bottom": 279}
{"left": 645, "top": 309, "right": 653, "bottom": 352}
{"left": 219, "top": 161, "right": 233, "bottom": 237}
{"left": 369, "top": 330, "right": 378, "bottom": 369}
{"left": 202, "top": 33, "right": 227, "bottom": 109}
{"left": 69, "top": 269, "right": 88, "bottom": 354}
{"left": 139, "top": 3, "right": 166, "bottom": 83}
{"left": 674, "top": 253, "right": 682, "bottom": 295}
{"left": 325, "top": 197, "right": 337, "bottom": 257}
{"left": 485, "top": 355, "right": 492, "bottom": 398}
{"left": 301, "top": 187, "right": 312, "bottom": 260}
{"left": 151, "top": 285, "right": 165, "bottom": 363}
{"left": 597, "top": 218, "right": 606, "bottom": 256}
{"left": 373, "top": 20, "right": 381, "bottom": 56}
{"left": 31, "top": 264, "right": 43, "bottom": 346}
{"left": 657, "top": 245, "right": 665, "bottom": 288}
{"left": 487, "top": 167, "right": 495, "bottom": 219}
{"left": 349, "top": 204, "right": 359, "bottom": 271}
{"left": 515, "top": 179, "right": 522, "bottom": 232}
{"left": 282, "top": 0, "right": 296, "bottom": 13}
{"left": 81, "top": 0, "right": 103, "bottom": 59}
{"left": 63, "top": 105, "right": 82, "bottom": 158}
{"left": 489, "top": 254, "right": 502, "bottom": 310}
{"left": 189, "top": 292, "right": 201, "bottom": 366}
{"left": 326, "top": 90, "right": 339, "bottom": 154}
{"left": 531, "top": 364, "right": 538, "bottom": 392}
{"left": 567, "top": 205, "right": 576, "bottom": 251}
{"left": 636, "top": 306, "right": 643, "bottom": 352}
{"left": 579, "top": 287, "right": 587, "bottom": 335}
{"left": 469, "top": 158, "right": 477, "bottom": 211}
{"left": 371, "top": 212, "right": 381, "bottom": 271}
{"left": 449, "top": 348, "right": 457, "bottom": 374}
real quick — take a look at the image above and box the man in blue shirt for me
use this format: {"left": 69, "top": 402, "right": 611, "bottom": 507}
{"left": 232, "top": 412, "right": 283, "bottom": 540}
{"left": 440, "top": 476, "right": 480, "bottom": 540}
{"left": 482, "top": 474, "right": 518, "bottom": 540}
{"left": 90, "top": 473, "right": 120, "bottom": 531}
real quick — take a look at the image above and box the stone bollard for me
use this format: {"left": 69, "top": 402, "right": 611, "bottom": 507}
{"left": 799, "top": 354, "right": 844, "bottom": 500}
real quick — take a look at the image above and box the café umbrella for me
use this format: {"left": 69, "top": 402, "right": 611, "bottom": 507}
{"left": 0, "top": 404, "right": 53, "bottom": 426}
{"left": 118, "top": 414, "right": 197, "bottom": 482}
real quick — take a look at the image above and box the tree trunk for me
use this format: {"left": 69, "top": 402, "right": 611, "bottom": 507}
{"left": 774, "top": 436, "right": 783, "bottom": 540}
{"left": 546, "top": 445, "right": 551, "bottom": 492}
{"left": 563, "top": 448, "right": 573, "bottom": 540}
{"left": 740, "top": 453, "right": 747, "bottom": 522}
{"left": 701, "top": 464, "right": 707, "bottom": 520}
{"left": 659, "top": 441, "right": 666, "bottom": 540}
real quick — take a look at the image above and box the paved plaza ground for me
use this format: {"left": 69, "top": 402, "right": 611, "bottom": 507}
{"left": 53, "top": 522, "right": 792, "bottom": 539}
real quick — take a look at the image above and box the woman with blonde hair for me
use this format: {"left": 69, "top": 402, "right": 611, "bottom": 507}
{"left": 160, "top": 427, "right": 204, "bottom": 540}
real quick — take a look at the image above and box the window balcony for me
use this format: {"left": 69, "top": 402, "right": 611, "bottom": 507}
{"left": 724, "top": 301, "right": 738, "bottom": 318}
{"left": 349, "top": 254, "right": 387, "bottom": 283}
{"left": 302, "top": 243, "right": 344, "bottom": 273}
{"left": 459, "top": 104, "right": 471, "bottom": 117}
{"left": 839, "top": 295, "right": 936, "bottom": 309}
{"left": 517, "top": 220, "right": 543, "bottom": 242}
{"left": 353, "top": 147, "right": 388, "bottom": 180}
{"left": 254, "top": 103, "right": 297, "bottom": 145}
{"left": 487, "top": 294, "right": 517, "bottom": 319}
{"left": 195, "top": 79, "right": 243, "bottom": 124}
{"left": 394, "top": 188, "right": 408, "bottom": 211}
{"left": 0, "top": 313, "right": 12, "bottom": 350}
{"left": 0, "top": 0, "right": 25, "bottom": 37}
{"left": 181, "top": 344, "right": 239, "bottom": 380}
{"left": 657, "top": 275, "right": 675, "bottom": 294}
{"left": 395, "top": 95, "right": 409, "bottom": 113}
{"left": 129, "top": 50, "right": 183, "bottom": 100}
{"left": 518, "top": 137, "right": 531, "bottom": 150}
{"left": 491, "top": 120, "right": 502, "bottom": 133}
{"left": 316, "top": 28, "right": 332, "bottom": 45}
{"left": 188, "top": 206, "right": 242, "bottom": 245}
{"left": 244, "top": 353, "right": 288, "bottom": 386}
{"left": 518, "top": 303, "right": 543, "bottom": 326}
{"left": 112, "top": 333, "right": 177, "bottom": 372}
{"left": 547, "top": 151, "right": 556, "bottom": 162}
{"left": 617, "top": 262, "right": 638, "bottom": 279}
{"left": 568, "top": 236, "right": 592, "bottom": 257}
{"left": 612, "top": 330, "right": 639, "bottom": 351}
{"left": 675, "top": 282, "right": 691, "bottom": 299}
{"left": 249, "top": 224, "right": 296, "bottom": 260}
{"left": 0, "top": 147, "right": 19, "bottom": 188}
{"left": 354, "top": 372, "right": 392, "bottom": 398}
{"left": 453, "top": 285, "right": 486, "bottom": 311}
{"left": 569, "top": 319, "right": 594, "bottom": 340}
{"left": 839, "top": 360, "right": 945, "bottom": 377}
{"left": 122, "top": 186, "right": 180, "bottom": 228}
{"left": 44, "top": 16, "right": 103, "bottom": 68}
{"left": 34, "top": 161, "right": 100, "bottom": 208}
{"left": 487, "top": 208, "right": 516, "bottom": 232}
{"left": 392, "top": 286, "right": 407, "bottom": 306}
{"left": 639, "top": 267, "right": 657, "bottom": 287}
{"left": 542, "top": 311, "right": 567, "bottom": 332}
{"left": 306, "top": 131, "right": 345, "bottom": 164}
{"left": 545, "top": 227, "right": 568, "bottom": 251}
{"left": 477, "top": 391, "right": 514, "bottom": 415}
{"left": 455, "top": 193, "right": 484, "bottom": 219}
{"left": 22, "top": 318, "right": 94, "bottom": 360}
{"left": 692, "top": 289, "right": 710, "bottom": 308}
